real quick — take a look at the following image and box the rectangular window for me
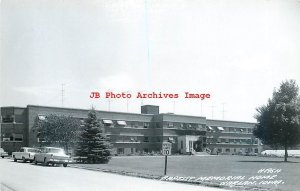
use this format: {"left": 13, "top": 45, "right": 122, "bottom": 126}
{"left": 168, "top": 122, "right": 174, "bottom": 128}
{"left": 144, "top": 122, "right": 150, "bottom": 128}
{"left": 103, "top": 119, "right": 113, "bottom": 127}
{"left": 181, "top": 140, "right": 183, "bottom": 149}
{"left": 38, "top": 115, "right": 46, "bottom": 121}
{"left": 2, "top": 138, "right": 10, "bottom": 142}
{"left": 117, "top": 148, "right": 124, "bottom": 154}
{"left": 144, "top": 137, "right": 149, "bottom": 142}
{"left": 117, "top": 120, "right": 127, "bottom": 126}
{"left": 131, "top": 148, "right": 134, "bottom": 154}
{"left": 225, "top": 148, "right": 230, "bottom": 152}
{"left": 14, "top": 134, "right": 23, "bottom": 142}
{"left": 2, "top": 115, "right": 14, "bottom": 123}
{"left": 143, "top": 148, "right": 149, "bottom": 153}
{"left": 156, "top": 137, "right": 161, "bottom": 142}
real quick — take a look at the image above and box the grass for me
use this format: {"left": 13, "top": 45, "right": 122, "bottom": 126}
{"left": 70, "top": 155, "right": 300, "bottom": 191}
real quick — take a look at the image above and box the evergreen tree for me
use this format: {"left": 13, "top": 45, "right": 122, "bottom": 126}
{"left": 76, "top": 108, "right": 111, "bottom": 163}
{"left": 253, "top": 80, "right": 300, "bottom": 162}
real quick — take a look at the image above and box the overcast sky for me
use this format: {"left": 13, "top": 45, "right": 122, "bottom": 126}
{"left": 1, "top": 0, "right": 300, "bottom": 122}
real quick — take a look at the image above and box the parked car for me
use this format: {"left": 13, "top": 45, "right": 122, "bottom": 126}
{"left": 12, "top": 147, "right": 40, "bottom": 162}
{"left": 33, "top": 147, "right": 71, "bottom": 167}
{"left": 0, "top": 148, "right": 9, "bottom": 158}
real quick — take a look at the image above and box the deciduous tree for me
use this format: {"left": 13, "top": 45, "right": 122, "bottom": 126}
{"left": 34, "top": 114, "right": 81, "bottom": 154}
{"left": 253, "top": 80, "right": 300, "bottom": 162}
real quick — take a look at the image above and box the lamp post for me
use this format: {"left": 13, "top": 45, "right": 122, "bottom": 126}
{"left": 0, "top": 116, "right": 2, "bottom": 148}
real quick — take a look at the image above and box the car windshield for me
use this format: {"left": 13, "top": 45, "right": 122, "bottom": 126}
{"left": 28, "top": 148, "right": 40, "bottom": 153}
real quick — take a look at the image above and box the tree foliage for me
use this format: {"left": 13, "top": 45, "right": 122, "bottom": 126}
{"left": 33, "top": 114, "right": 81, "bottom": 153}
{"left": 253, "top": 80, "right": 300, "bottom": 161}
{"left": 75, "top": 109, "right": 111, "bottom": 163}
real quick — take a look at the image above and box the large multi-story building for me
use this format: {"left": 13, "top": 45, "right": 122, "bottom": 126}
{"left": 0, "top": 105, "right": 261, "bottom": 155}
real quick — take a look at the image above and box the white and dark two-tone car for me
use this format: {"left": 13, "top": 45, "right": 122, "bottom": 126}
{"left": 12, "top": 147, "right": 40, "bottom": 162}
{"left": 33, "top": 147, "right": 71, "bottom": 167}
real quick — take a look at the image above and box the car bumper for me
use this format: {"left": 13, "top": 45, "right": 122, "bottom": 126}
{"left": 1, "top": 154, "right": 9, "bottom": 157}
{"left": 48, "top": 158, "right": 70, "bottom": 164}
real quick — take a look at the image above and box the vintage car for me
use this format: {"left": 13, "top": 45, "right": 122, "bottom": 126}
{"left": 12, "top": 147, "right": 40, "bottom": 162}
{"left": 0, "top": 148, "right": 9, "bottom": 158}
{"left": 33, "top": 147, "right": 71, "bottom": 167}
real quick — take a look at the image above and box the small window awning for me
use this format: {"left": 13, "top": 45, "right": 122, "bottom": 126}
{"left": 38, "top": 115, "right": 46, "bottom": 120}
{"left": 168, "top": 137, "right": 174, "bottom": 141}
{"left": 130, "top": 137, "right": 137, "bottom": 142}
{"left": 103, "top": 119, "right": 113, "bottom": 124}
{"left": 217, "top": 127, "right": 224, "bottom": 131}
{"left": 117, "top": 120, "right": 127, "bottom": 126}
{"left": 207, "top": 126, "right": 213, "bottom": 130}
{"left": 240, "top": 129, "right": 244, "bottom": 132}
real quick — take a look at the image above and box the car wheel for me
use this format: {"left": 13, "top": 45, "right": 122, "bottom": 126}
{"left": 13, "top": 156, "right": 17, "bottom": 162}
{"left": 22, "top": 157, "right": 26, "bottom": 163}
{"left": 63, "top": 163, "right": 68, "bottom": 167}
{"left": 43, "top": 158, "right": 49, "bottom": 166}
{"left": 34, "top": 157, "right": 38, "bottom": 165}
{"left": 1, "top": 156, "right": 4, "bottom": 158}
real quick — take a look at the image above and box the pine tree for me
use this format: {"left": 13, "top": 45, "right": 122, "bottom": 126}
{"left": 76, "top": 108, "right": 111, "bottom": 163}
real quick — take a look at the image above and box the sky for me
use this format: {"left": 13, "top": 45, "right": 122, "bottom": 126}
{"left": 1, "top": 0, "right": 300, "bottom": 122}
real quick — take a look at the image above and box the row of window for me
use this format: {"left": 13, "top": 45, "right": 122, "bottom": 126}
{"left": 111, "top": 136, "right": 175, "bottom": 143}
{"left": 207, "top": 126, "right": 253, "bottom": 133}
{"left": 102, "top": 120, "right": 206, "bottom": 131}
{"left": 1, "top": 133, "right": 23, "bottom": 142}
{"left": 1, "top": 115, "right": 15, "bottom": 123}
{"left": 102, "top": 120, "right": 150, "bottom": 128}
{"left": 116, "top": 147, "right": 158, "bottom": 155}
{"left": 216, "top": 148, "right": 259, "bottom": 153}
{"left": 207, "top": 138, "right": 258, "bottom": 144}
{"left": 37, "top": 115, "right": 252, "bottom": 133}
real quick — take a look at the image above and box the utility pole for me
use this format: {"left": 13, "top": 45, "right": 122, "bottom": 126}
{"left": 221, "top": 103, "right": 226, "bottom": 120}
{"left": 210, "top": 104, "right": 216, "bottom": 119}
{"left": 200, "top": 102, "right": 203, "bottom": 116}
{"left": 61, "top": 83, "right": 65, "bottom": 107}
{"left": 172, "top": 101, "right": 176, "bottom": 113}
{"left": 125, "top": 91, "right": 130, "bottom": 112}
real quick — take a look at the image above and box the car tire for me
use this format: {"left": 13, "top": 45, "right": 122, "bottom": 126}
{"left": 22, "top": 157, "right": 26, "bottom": 163}
{"left": 34, "top": 157, "right": 38, "bottom": 165}
{"left": 43, "top": 158, "right": 49, "bottom": 166}
{"left": 13, "top": 156, "right": 17, "bottom": 162}
{"left": 63, "top": 163, "right": 68, "bottom": 167}
{"left": 1, "top": 156, "right": 4, "bottom": 158}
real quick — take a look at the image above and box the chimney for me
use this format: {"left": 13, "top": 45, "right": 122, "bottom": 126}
{"left": 141, "top": 105, "right": 159, "bottom": 115}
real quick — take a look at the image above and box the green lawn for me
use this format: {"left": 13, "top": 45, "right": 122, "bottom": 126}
{"left": 71, "top": 155, "right": 300, "bottom": 191}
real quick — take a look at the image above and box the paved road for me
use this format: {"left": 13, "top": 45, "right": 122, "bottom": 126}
{"left": 0, "top": 158, "right": 226, "bottom": 191}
